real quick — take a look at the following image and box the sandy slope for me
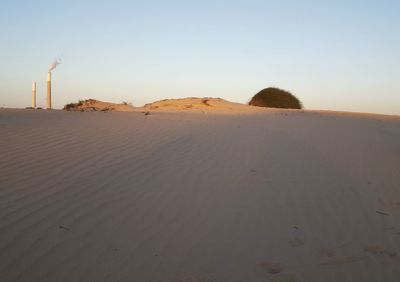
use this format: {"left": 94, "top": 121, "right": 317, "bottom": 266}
{"left": 142, "top": 97, "right": 264, "bottom": 113}
{"left": 0, "top": 109, "right": 400, "bottom": 282}
{"left": 64, "top": 97, "right": 264, "bottom": 113}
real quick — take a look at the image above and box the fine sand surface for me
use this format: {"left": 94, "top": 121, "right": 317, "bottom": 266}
{"left": 1, "top": 109, "right": 400, "bottom": 282}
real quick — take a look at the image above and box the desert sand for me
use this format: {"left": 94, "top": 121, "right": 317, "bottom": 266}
{"left": 1, "top": 107, "right": 400, "bottom": 282}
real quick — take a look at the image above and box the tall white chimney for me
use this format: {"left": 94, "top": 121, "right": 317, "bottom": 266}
{"left": 46, "top": 72, "right": 52, "bottom": 109}
{"left": 32, "top": 82, "right": 36, "bottom": 108}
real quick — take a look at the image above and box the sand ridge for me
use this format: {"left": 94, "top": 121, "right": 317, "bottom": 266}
{"left": 63, "top": 97, "right": 265, "bottom": 114}
{"left": 142, "top": 97, "right": 264, "bottom": 113}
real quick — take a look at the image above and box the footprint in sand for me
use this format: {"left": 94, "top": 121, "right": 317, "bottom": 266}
{"left": 318, "top": 243, "right": 398, "bottom": 266}
{"left": 269, "top": 273, "right": 297, "bottom": 282}
{"left": 319, "top": 255, "right": 364, "bottom": 266}
{"left": 319, "top": 248, "right": 336, "bottom": 258}
{"left": 179, "top": 277, "right": 217, "bottom": 282}
{"left": 259, "top": 263, "right": 297, "bottom": 282}
{"left": 289, "top": 226, "right": 306, "bottom": 247}
{"left": 261, "top": 262, "right": 284, "bottom": 274}
{"left": 383, "top": 226, "right": 400, "bottom": 236}
{"left": 378, "top": 199, "right": 400, "bottom": 214}
{"left": 363, "top": 245, "right": 397, "bottom": 257}
{"left": 318, "top": 243, "right": 366, "bottom": 266}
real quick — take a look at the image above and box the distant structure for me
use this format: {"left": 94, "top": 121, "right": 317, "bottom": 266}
{"left": 46, "top": 58, "right": 61, "bottom": 110}
{"left": 46, "top": 72, "right": 52, "bottom": 109}
{"left": 32, "top": 82, "right": 36, "bottom": 108}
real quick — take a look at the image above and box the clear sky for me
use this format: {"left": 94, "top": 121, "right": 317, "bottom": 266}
{"left": 1, "top": 0, "right": 399, "bottom": 114}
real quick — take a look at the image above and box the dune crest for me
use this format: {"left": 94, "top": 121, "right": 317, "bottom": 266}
{"left": 143, "top": 97, "right": 263, "bottom": 113}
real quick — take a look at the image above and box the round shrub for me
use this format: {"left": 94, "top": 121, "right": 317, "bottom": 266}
{"left": 249, "top": 87, "right": 303, "bottom": 109}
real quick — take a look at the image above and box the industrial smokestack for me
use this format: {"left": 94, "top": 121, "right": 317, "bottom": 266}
{"left": 46, "top": 58, "right": 61, "bottom": 110}
{"left": 32, "top": 82, "right": 36, "bottom": 108}
{"left": 46, "top": 72, "right": 52, "bottom": 109}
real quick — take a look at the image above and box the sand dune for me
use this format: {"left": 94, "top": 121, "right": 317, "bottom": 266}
{"left": 142, "top": 97, "right": 263, "bottom": 113}
{"left": 1, "top": 109, "right": 400, "bottom": 282}
{"left": 63, "top": 97, "right": 265, "bottom": 114}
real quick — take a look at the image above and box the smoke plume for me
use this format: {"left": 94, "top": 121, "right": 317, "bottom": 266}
{"left": 48, "top": 58, "right": 61, "bottom": 72}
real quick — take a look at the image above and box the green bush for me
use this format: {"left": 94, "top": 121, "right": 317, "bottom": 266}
{"left": 249, "top": 87, "right": 303, "bottom": 109}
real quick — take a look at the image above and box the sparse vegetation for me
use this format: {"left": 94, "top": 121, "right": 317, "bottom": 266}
{"left": 63, "top": 99, "right": 135, "bottom": 112}
{"left": 63, "top": 99, "right": 116, "bottom": 112}
{"left": 249, "top": 87, "right": 303, "bottom": 109}
{"left": 201, "top": 99, "right": 211, "bottom": 106}
{"left": 63, "top": 103, "right": 77, "bottom": 110}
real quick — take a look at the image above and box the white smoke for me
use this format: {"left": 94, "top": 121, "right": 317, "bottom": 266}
{"left": 48, "top": 58, "right": 61, "bottom": 72}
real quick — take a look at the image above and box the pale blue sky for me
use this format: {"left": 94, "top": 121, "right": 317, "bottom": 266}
{"left": 1, "top": 0, "right": 399, "bottom": 114}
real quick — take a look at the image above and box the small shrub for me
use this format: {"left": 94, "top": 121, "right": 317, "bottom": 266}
{"left": 63, "top": 103, "right": 77, "bottom": 110}
{"left": 201, "top": 99, "right": 211, "bottom": 106}
{"left": 249, "top": 87, "right": 303, "bottom": 109}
